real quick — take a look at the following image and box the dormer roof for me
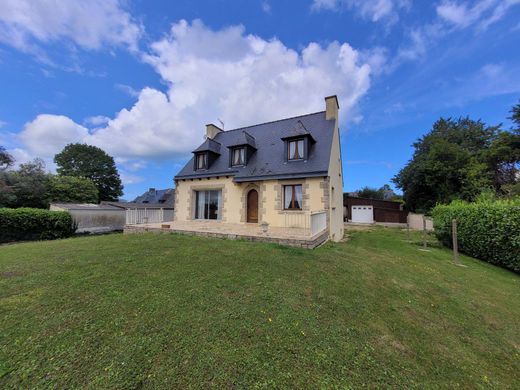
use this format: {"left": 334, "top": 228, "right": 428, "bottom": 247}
{"left": 192, "top": 137, "right": 221, "bottom": 155}
{"left": 227, "top": 130, "right": 257, "bottom": 149}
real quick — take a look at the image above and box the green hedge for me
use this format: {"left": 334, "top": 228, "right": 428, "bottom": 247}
{"left": 432, "top": 199, "right": 520, "bottom": 273}
{"left": 0, "top": 208, "right": 76, "bottom": 243}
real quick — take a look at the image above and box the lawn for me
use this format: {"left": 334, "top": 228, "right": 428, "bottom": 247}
{"left": 1, "top": 228, "right": 519, "bottom": 388}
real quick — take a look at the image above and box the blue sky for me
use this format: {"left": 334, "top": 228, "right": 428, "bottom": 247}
{"left": 0, "top": 0, "right": 519, "bottom": 200}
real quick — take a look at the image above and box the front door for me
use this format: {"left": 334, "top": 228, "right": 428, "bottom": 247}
{"left": 247, "top": 189, "right": 258, "bottom": 223}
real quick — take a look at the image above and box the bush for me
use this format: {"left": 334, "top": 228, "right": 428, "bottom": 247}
{"left": 0, "top": 208, "right": 76, "bottom": 243}
{"left": 432, "top": 198, "right": 520, "bottom": 273}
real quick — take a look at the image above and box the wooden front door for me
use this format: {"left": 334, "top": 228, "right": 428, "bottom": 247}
{"left": 247, "top": 189, "right": 258, "bottom": 223}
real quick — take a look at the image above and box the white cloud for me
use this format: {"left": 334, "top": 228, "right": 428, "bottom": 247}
{"left": 0, "top": 120, "right": 7, "bottom": 128}
{"left": 16, "top": 19, "right": 373, "bottom": 162}
{"left": 19, "top": 114, "right": 88, "bottom": 158}
{"left": 115, "top": 83, "right": 140, "bottom": 97}
{"left": 436, "top": 0, "right": 520, "bottom": 30}
{"left": 84, "top": 115, "right": 110, "bottom": 126}
{"left": 312, "top": 0, "right": 411, "bottom": 24}
{"left": 0, "top": 0, "right": 143, "bottom": 56}
{"left": 261, "top": 1, "right": 272, "bottom": 13}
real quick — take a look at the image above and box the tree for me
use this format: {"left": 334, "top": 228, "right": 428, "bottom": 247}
{"left": 54, "top": 144, "right": 123, "bottom": 201}
{"left": 9, "top": 158, "right": 50, "bottom": 208}
{"left": 509, "top": 99, "right": 520, "bottom": 131}
{"left": 0, "top": 146, "right": 14, "bottom": 170}
{"left": 47, "top": 176, "right": 99, "bottom": 203}
{"left": 392, "top": 117, "right": 504, "bottom": 212}
{"left": 357, "top": 186, "right": 385, "bottom": 200}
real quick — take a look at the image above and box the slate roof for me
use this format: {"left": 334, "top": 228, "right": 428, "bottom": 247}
{"left": 227, "top": 130, "right": 257, "bottom": 149}
{"left": 175, "top": 111, "right": 335, "bottom": 182}
{"left": 132, "top": 188, "right": 175, "bottom": 206}
{"left": 192, "top": 138, "right": 221, "bottom": 154}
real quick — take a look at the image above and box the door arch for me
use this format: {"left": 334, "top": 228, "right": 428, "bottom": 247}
{"left": 247, "top": 189, "right": 258, "bottom": 223}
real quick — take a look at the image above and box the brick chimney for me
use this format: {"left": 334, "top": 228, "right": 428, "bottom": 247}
{"left": 325, "top": 95, "right": 339, "bottom": 121}
{"left": 206, "top": 123, "right": 223, "bottom": 139}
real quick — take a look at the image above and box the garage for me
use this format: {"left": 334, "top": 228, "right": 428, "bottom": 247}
{"left": 351, "top": 205, "right": 374, "bottom": 223}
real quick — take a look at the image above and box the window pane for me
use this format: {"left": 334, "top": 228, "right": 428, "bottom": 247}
{"left": 240, "top": 148, "right": 245, "bottom": 164}
{"left": 195, "top": 190, "right": 221, "bottom": 220}
{"left": 294, "top": 185, "right": 302, "bottom": 209}
{"left": 289, "top": 141, "right": 296, "bottom": 159}
{"left": 284, "top": 186, "right": 292, "bottom": 209}
{"left": 297, "top": 140, "right": 304, "bottom": 159}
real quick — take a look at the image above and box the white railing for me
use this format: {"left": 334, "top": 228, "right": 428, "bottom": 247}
{"left": 284, "top": 212, "right": 309, "bottom": 229}
{"left": 310, "top": 211, "right": 327, "bottom": 236}
{"left": 126, "top": 208, "right": 174, "bottom": 225}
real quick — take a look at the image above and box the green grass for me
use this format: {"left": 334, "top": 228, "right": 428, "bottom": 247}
{"left": 1, "top": 228, "right": 519, "bottom": 389}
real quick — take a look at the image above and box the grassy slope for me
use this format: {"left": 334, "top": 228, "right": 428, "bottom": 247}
{"left": 0, "top": 229, "right": 519, "bottom": 389}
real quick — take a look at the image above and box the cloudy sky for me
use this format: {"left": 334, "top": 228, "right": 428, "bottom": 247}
{"left": 0, "top": 0, "right": 519, "bottom": 199}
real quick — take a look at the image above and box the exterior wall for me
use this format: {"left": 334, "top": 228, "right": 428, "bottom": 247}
{"left": 50, "top": 206, "right": 125, "bottom": 233}
{"left": 174, "top": 176, "right": 328, "bottom": 230}
{"left": 326, "top": 110, "right": 345, "bottom": 242}
{"left": 408, "top": 213, "right": 434, "bottom": 231}
{"left": 344, "top": 196, "right": 407, "bottom": 223}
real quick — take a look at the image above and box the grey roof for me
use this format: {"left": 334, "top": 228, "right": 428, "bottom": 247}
{"left": 227, "top": 130, "right": 257, "bottom": 149}
{"left": 51, "top": 203, "right": 122, "bottom": 211}
{"left": 192, "top": 138, "right": 221, "bottom": 154}
{"left": 133, "top": 188, "right": 175, "bottom": 206}
{"left": 103, "top": 201, "right": 174, "bottom": 209}
{"left": 175, "top": 111, "right": 334, "bottom": 182}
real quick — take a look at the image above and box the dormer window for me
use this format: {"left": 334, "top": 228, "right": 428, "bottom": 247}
{"left": 288, "top": 139, "right": 304, "bottom": 160}
{"left": 231, "top": 147, "right": 246, "bottom": 166}
{"left": 195, "top": 153, "right": 208, "bottom": 170}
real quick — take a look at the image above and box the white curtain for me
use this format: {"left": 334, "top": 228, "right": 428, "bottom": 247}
{"left": 289, "top": 141, "right": 296, "bottom": 159}
{"left": 284, "top": 186, "right": 292, "bottom": 209}
{"left": 297, "top": 140, "right": 304, "bottom": 159}
{"left": 196, "top": 191, "right": 205, "bottom": 219}
{"left": 294, "top": 185, "right": 302, "bottom": 208}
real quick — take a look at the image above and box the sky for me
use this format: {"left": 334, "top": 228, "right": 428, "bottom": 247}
{"left": 0, "top": 0, "right": 519, "bottom": 200}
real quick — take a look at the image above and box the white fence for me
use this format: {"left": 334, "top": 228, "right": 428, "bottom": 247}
{"left": 284, "top": 212, "right": 309, "bottom": 229}
{"left": 311, "top": 211, "right": 327, "bottom": 236}
{"left": 125, "top": 208, "right": 174, "bottom": 225}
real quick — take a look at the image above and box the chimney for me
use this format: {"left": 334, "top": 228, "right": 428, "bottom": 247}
{"left": 206, "top": 123, "right": 223, "bottom": 139}
{"left": 325, "top": 95, "right": 339, "bottom": 121}
{"left": 149, "top": 188, "right": 156, "bottom": 194}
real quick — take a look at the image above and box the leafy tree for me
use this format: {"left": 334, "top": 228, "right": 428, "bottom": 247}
{"left": 0, "top": 146, "right": 14, "bottom": 170}
{"left": 509, "top": 99, "right": 520, "bottom": 131}
{"left": 393, "top": 117, "right": 504, "bottom": 212}
{"left": 47, "top": 176, "right": 99, "bottom": 203}
{"left": 357, "top": 186, "right": 385, "bottom": 200}
{"left": 54, "top": 144, "right": 123, "bottom": 201}
{"left": 9, "top": 159, "right": 50, "bottom": 209}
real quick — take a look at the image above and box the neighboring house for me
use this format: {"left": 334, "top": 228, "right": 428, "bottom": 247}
{"left": 133, "top": 188, "right": 175, "bottom": 205}
{"left": 172, "top": 96, "right": 344, "bottom": 244}
{"left": 344, "top": 195, "right": 407, "bottom": 224}
{"left": 50, "top": 203, "right": 126, "bottom": 233}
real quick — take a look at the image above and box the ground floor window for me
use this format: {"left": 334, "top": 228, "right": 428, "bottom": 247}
{"left": 195, "top": 190, "right": 221, "bottom": 220}
{"left": 284, "top": 184, "right": 303, "bottom": 210}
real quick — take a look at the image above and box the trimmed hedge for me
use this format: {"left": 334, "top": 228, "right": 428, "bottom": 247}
{"left": 432, "top": 199, "right": 520, "bottom": 273}
{"left": 0, "top": 208, "right": 76, "bottom": 243}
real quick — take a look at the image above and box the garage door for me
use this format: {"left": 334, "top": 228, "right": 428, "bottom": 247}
{"left": 351, "top": 205, "right": 374, "bottom": 223}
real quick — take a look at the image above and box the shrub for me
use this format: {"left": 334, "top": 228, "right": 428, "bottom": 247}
{"left": 0, "top": 208, "right": 76, "bottom": 243}
{"left": 432, "top": 198, "right": 520, "bottom": 273}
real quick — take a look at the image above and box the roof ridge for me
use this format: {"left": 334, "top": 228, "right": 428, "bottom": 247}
{"left": 216, "top": 110, "right": 326, "bottom": 135}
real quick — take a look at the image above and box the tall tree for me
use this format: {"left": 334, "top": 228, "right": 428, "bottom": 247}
{"left": 54, "top": 144, "right": 123, "bottom": 201}
{"left": 393, "top": 117, "right": 501, "bottom": 212}
{"left": 509, "top": 99, "right": 520, "bottom": 131}
{"left": 9, "top": 159, "right": 50, "bottom": 208}
{"left": 0, "top": 146, "right": 14, "bottom": 170}
{"left": 356, "top": 186, "right": 385, "bottom": 200}
{"left": 47, "top": 176, "right": 99, "bottom": 203}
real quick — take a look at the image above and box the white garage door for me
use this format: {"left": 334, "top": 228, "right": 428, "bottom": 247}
{"left": 351, "top": 205, "right": 374, "bottom": 223}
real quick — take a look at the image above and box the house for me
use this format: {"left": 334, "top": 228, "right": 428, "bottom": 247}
{"left": 133, "top": 188, "right": 175, "bottom": 205}
{"left": 102, "top": 188, "right": 175, "bottom": 224}
{"left": 344, "top": 195, "right": 407, "bottom": 224}
{"left": 166, "top": 95, "right": 344, "bottom": 247}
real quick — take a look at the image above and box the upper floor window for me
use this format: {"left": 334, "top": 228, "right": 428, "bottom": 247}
{"left": 231, "top": 147, "right": 246, "bottom": 166}
{"left": 195, "top": 153, "right": 207, "bottom": 170}
{"left": 288, "top": 139, "right": 304, "bottom": 160}
{"left": 284, "top": 184, "right": 303, "bottom": 210}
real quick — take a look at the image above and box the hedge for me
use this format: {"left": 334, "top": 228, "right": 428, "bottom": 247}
{"left": 0, "top": 208, "right": 76, "bottom": 243}
{"left": 432, "top": 199, "right": 520, "bottom": 273}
